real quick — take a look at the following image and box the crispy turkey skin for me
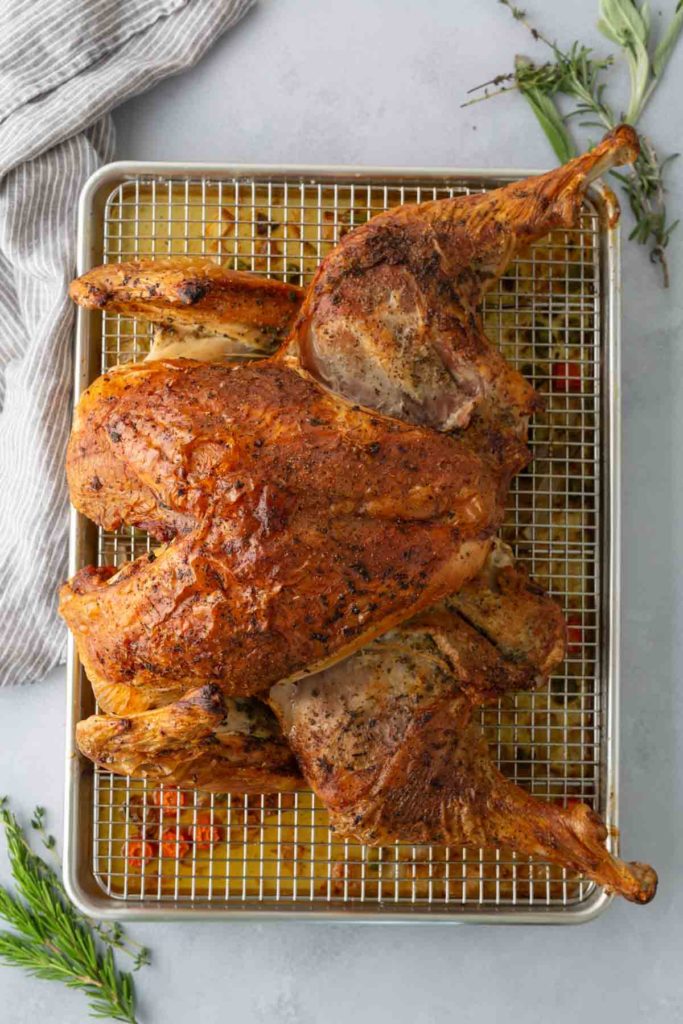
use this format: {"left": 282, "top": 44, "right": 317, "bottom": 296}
{"left": 74, "top": 544, "right": 565, "bottom": 784}
{"left": 61, "top": 358, "right": 518, "bottom": 713}
{"left": 76, "top": 685, "right": 302, "bottom": 793}
{"left": 70, "top": 257, "right": 303, "bottom": 359}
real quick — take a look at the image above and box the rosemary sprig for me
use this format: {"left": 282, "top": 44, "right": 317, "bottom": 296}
{"left": 29, "top": 806, "right": 151, "bottom": 973}
{"left": 613, "top": 140, "right": 680, "bottom": 284}
{"left": 511, "top": 57, "right": 576, "bottom": 163}
{"left": 464, "top": 0, "right": 683, "bottom": 286}
{"left": 0, "top": 798, "right": 149, "bottom": 1022}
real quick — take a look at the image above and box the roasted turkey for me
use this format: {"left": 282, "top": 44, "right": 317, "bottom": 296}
{"left": 63, "top": 126, "right": 657, "bottom": 902}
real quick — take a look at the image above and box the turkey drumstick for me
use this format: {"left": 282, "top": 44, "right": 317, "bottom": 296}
{"left": 284, "top": 125, "right": 638, "bottom": 435}
{"left": 269, "top": 626, "right": 656, "bottom": 904}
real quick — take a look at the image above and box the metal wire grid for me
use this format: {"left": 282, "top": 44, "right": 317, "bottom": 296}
{"left": 89, "top": 173, "right": 603, "bottom": 911}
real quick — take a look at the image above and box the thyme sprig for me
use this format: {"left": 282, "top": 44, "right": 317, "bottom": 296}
{"left": 0, "top": 799, "right": 149, "bottom": 1022}
{"left": 464, "top": 0, "right": 683, "bottom": 286}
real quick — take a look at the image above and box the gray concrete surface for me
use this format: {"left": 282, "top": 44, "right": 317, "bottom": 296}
{"left": 1, "top": 1, "right": 682, "bottom": 1021}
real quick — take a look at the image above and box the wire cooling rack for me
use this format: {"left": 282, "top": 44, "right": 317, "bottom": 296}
{"left": 68, "top": 164, "right": 616, "bottom": 920}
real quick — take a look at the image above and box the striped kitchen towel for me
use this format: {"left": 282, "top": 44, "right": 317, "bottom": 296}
{"left": 0, "top": 0, "right": 254, "bottom": 686}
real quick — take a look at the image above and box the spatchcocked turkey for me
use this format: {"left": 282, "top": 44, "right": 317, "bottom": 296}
{"left": 64, "top": 126, "right": 657, "bottom": 902}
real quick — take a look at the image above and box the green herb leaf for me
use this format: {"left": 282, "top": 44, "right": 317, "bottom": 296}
{"left": 653, "top": 7, "right": 683, "bottom": 78}
{"left": 514, "top": 58, "right": 576, "bottom": 162}
{"left": 0, "top": 800, "right": 147, "bottom": 1024}
{"left": 597, "top": 0, "right": 651, "bottom": 122}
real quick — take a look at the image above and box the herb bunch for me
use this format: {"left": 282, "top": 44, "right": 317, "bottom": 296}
{"left": 464, "top": 0, "right": 683, "bottom": 286}
{"left": 0, "top": 799, "right": 150, "bottom": 1023}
